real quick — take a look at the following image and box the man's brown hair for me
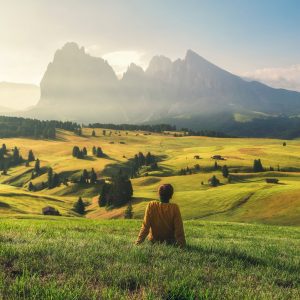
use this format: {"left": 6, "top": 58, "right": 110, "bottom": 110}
{"left": 158, "top": 184, "right": 174, "bottom": 203}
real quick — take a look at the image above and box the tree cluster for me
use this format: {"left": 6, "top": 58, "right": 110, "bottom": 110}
{"left": 88, "top": 123, "right": 176, "bottom": 133}
{"left": 253, "top": 159, "right": 264, "bottom": 172}
{"left": 0, "top": 116, "right": 79, "bottom": 139}
{"left": 72, "top": 146, "right": 87, "bottom": 159}
{"left": 47, "top": 167, "right": 60, "bottom": 189}
{"left": 79, "top": 168, "right": 97, "bottom": 184}
{"left": 98, "top": 170, "right": 133, "bottom": 208}
{"left": 92, "top": 146, "right": 105, "bottom": 158}
{"left": 131, "top": 152, "right": 158, "bottom": 177}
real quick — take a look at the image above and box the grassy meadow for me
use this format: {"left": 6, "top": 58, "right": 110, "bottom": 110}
{"left": 1, "top": 128, "right": 300, "bottom": 299}
{"left": 0, "top": 128, "right": 300, "bottom": 225}
{"left": 0, "top": 217, "right": 299, "bottom": 299}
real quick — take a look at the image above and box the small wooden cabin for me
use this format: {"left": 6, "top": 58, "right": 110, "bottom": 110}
{"left": 211, "top": 155, "right": 225, "bottom": 160}
{"left": 42, "top": 206, "right": 61, "bottom": 216}
{"left": 265, "top": 178, "right": 279, "bottom": 184}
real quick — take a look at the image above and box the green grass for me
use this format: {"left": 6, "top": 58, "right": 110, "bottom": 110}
{"left": 0, "top": 218, "right": 299, "bottom": 299}
{"left": 1, "top": 128, "right": 300, "bottom": 225}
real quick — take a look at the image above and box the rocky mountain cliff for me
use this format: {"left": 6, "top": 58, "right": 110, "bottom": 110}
{"left": 28, "top": 42, "right": 300, "bottom": 124}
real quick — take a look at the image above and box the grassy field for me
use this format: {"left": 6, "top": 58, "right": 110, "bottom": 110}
{"left": 1, "top": 129, "right": 300, "bottom": 299}
{"left": 0, "top": 217, "right": 299, "bottom": 299}
{"left": 0, "top": 128, "right": 300, "bottom": 225}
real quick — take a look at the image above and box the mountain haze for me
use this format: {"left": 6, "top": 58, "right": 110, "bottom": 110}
{"left": 27, "top": 43, "right": 300, "bottom": 125}
{"left": 0, "top": 82, "right": 39, "bottom": 110}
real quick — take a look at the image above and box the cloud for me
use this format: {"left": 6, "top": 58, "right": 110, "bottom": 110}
{"left": 243, "top": 64, "right": 300, "bottom": 92}
{"left": 102, "top": 51, "right": 147, "bottom": 77}
{"left": 86, "top": 46, "right": 147, "bottom": 77}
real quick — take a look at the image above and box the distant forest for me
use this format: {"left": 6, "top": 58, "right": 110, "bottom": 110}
{"left": 160, "top": 113, "right": 300, "bottom": 139}
{"left": 0, "top": 116, "right": 79, "bottom": 139}
{"left": 87, "top": 123, "right": 176, "bottom": 133}
{"left": 224, "top": 116, "right": 300, "bottom": 139}
{"left": 1, "top": 115, "right": 300, "bottom": 139}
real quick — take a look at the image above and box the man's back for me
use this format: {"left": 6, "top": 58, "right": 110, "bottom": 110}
{"left": 136, "top": 201, "right": 186, "bottom": 247}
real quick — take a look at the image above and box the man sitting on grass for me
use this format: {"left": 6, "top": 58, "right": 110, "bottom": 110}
{"left": 135, "top": 184, "right": 186, "bottom": 248}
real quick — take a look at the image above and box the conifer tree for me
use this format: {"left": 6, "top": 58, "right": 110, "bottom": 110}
{"left": 72, "top": 146, "right": 80, "bottom": 157}
{"left": 28, "top": 150, "right": 35, "bottom": 162}
{"left": 92, "top": 130, "right": 96, "bottom": 137}
{"left": 13, "top": 146, "right": 20, "bottom": 163}
{"left": 222, "top": 165, "right": 229, "bottom": 178}
{"left": 90, "top": 168, "right": 97, "bottom": 184}
{"left": 82, "top": 169, "right": 89, "bottom": 183}
{"left": 107, "top": 170, "right": 133, "bottom": 207}
{"left": 253, "top": 159, "right": 264, "bottom": 172}
{"left": 74, "top": 197, "right": 85, "bottom": 214}
{"left": 210, "top": 175, "right": 220, "bottom": 187}
{"left": 28, "top": 181, "right": 34, "bottom": 191}
{"left": 52, "top": 173, "right": 60, "bottom": 187}
{"left": 96, "top": 147, "right": 104, "bottom": 158}
{"left": 34, "top": 159, "right": 41, "bottom": 174}
{"left": 82, "top": 147, "right": 87, "bottom": 156}
{"left": 124, "top": 202, "right": 133, "bottom": 219}
{"left": 214, "top": 161, "right": 218, "bottom": 170}
{"left": 47, "top": 167, "right": 53, "bottom": 188}
{"left": 98, "top": 183, "right": 110, "bottom": 207}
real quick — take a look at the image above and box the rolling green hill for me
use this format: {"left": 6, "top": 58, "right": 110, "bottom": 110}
{"left": 0, "top": 128, "right": 300, "bottom": 225}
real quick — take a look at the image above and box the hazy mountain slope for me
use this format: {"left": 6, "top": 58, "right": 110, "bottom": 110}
{"left": 26, "top": 42, "right": 300, "bottom": 124}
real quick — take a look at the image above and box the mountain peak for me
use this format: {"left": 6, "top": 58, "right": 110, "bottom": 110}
{"left": 146, "top": 55, "right": 172, "bottom": 76}
{"left": 61, "top": 42, "right": 84, "bottom": 53}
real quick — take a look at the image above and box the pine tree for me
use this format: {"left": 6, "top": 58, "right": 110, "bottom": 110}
{"left": 92, "top": 130, "right": 96, "bottom": 137}
{"left": 222, "top": 165, "right": 229, "bottom": 178}
{"left": 107, "top": 170, "right": 133, "bottom": 207}
{"left": 34, "top": 126, "right": 39, "bottom": 139}
{"left": 82, "top": 147, "right": 87, "bottom": 156}
{"left": 96, "top": 147, "right": 104, "bottom": 158}
{"left": 138, "top": 152, "right": 145, "bottom": 166}
{"left": 28, "top": 150, "right": 35, "bottom": 162}
{"left": 253, "top": 159, "right": 264, "bottom": 172}
{"left": 72, "top": 146, "right": 80, "bottom": 157}
{"left": 47, "top": 167, "right": 53, "bottom": 188}
{"left": 52, "top": 173, "right": 60, "bottom": 188}
{"left": 82, "top": 169, "right": 89, "bottom": 183}
{"left": 48, "top": 127, "right": 56, "bottom": 139}
{"left": 145, "top": 152, "right": 154, "bottom": 166}
{"left": 90, "top": 168, "right": 97, "bottom": 184}
{"left": 210, "top": 175, "right": 220, "bottom": 187}
{"left": 13, "top": 147, "right": 20, "bottom": 163}
{"left": 74, "top": 197, "right": 85, "bottom": 214}
{"left": 124, "top": 202, "right": 133, "bottom": 219}
{"left": 34, "top": 159, "right": 41, "bottom": 174}
{"left": 92, "top": 146, "right": 96, "bottom": 155}
{"left": 28, "top": 181, "right": 34, "bottom": 191}
{"left": 98, "top": 183, "right": 110, "bottom": 207}
{"left": 214, "top": 161, "right": 218, "bottom": 170}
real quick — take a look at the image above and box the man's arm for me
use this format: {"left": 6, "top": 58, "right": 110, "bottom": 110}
{"left": 174, "top": 205, "right": 186, "bottom": 248}
{"left": 135, "top": 204, "right": 151, "bottom": 245}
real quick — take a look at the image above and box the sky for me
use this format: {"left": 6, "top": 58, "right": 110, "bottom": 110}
{"left": 0, "top": 0, "right": 300, "bottom": 91}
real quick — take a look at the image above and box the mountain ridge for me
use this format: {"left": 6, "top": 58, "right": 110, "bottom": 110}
{"left": 25, "top": 42, "right": 300, "bottom": 125}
